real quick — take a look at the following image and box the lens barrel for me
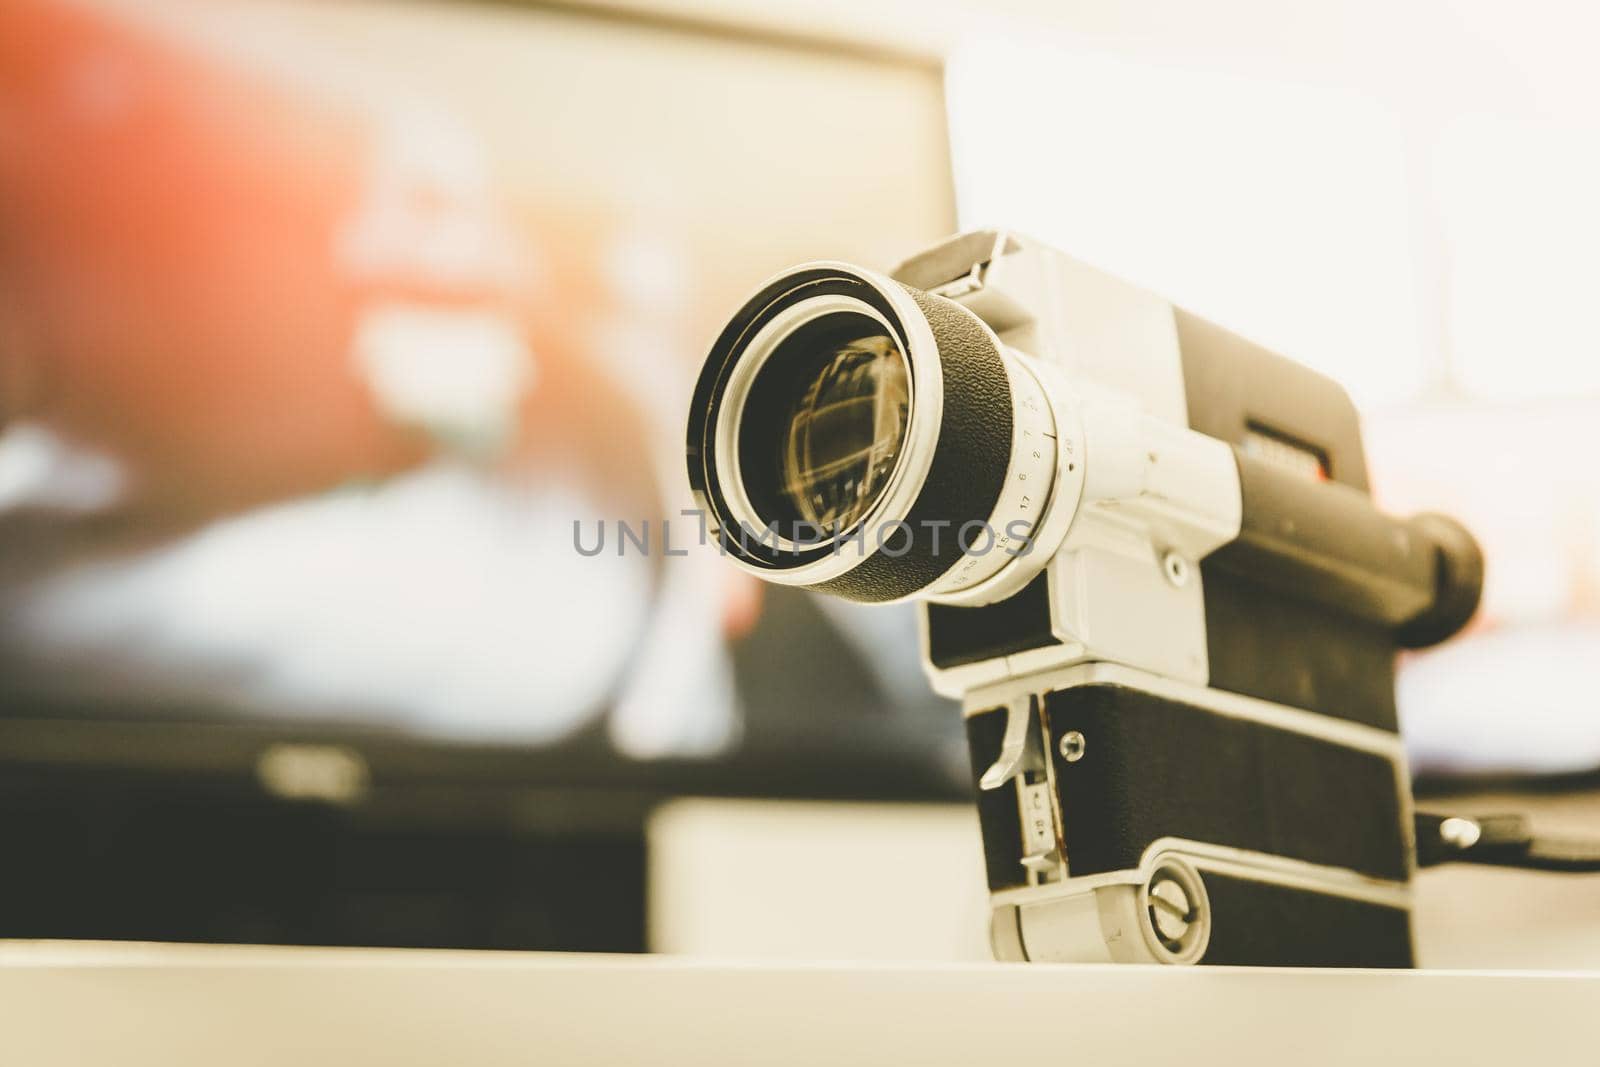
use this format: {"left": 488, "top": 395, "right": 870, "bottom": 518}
{"left": 687, "top": 263, "right": 1050, "bottom": 603}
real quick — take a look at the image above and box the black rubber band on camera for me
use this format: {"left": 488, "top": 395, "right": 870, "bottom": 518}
{"left": 809, "top": 286, "right": 1013, "bottom": 602}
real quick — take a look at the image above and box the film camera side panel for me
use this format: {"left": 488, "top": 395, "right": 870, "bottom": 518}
{"left": 1174, "top": 306, "right": 1404, "bottom": 730}
{"left": 1043, "top": 683, "right": 1411, "bottom": 883}
{"left": 1198, "top": 872, "right": 1414, "bottom": 968}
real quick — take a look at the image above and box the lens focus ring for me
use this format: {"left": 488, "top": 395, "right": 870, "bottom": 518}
{"left": 811, "top": 285, "right": 1014, "bottom": 601}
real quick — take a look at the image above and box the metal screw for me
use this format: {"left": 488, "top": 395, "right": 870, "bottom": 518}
{"left": 1162, "top": 551, "right": 1190, "bottom": 587}
{"left": 1147, "top": 874, "right": 1193, "bottom": 944}
{"left": 1059, "top": 730, "right": 1086, "bottom": 762}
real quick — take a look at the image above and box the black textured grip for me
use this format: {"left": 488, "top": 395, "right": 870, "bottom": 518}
{"left": 1199, "top": 873, "right": 1413, "bottom": 967}
{"left": 1046, "top": 684, "right": 1411, "bottom": 882}
{"left": 810, "top": 287, "right": 1013, "bottom": 602}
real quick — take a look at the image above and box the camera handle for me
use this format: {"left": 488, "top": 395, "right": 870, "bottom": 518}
{"left": 1415, "top": 812, "right": 1600, "bottom": 872}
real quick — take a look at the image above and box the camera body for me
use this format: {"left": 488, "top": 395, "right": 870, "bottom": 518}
{"left": 687, "top": 230, "right": 1482, "bottom": 966}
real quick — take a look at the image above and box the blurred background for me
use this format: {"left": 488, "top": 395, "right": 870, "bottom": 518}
{"left": 1, "top": 0, "right": 1597, "bottom": 964}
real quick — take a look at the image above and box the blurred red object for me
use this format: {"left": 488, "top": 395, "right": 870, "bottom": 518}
{"left": 0, "top": 0, "right": 505, "bottom": 522}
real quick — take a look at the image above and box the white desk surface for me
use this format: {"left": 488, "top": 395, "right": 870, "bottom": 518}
{"left": 1, "top": 941, "right": 1597, "bottom": 1066}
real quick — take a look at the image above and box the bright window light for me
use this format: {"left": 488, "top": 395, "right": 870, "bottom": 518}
{"left": 947, "top": 37, "right": 1425, "bottom": 409}
{"left": 1435, "top": 117, "right": 1600, "bottom": 400}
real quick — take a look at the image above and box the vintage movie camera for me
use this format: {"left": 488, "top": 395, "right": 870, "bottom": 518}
{"left": 685, "top": 231, "right": 1482, "bottom": 966}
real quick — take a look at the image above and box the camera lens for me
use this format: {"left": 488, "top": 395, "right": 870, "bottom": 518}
{"left": 716, "top": 304, "right": 911, "bottom": 544}
{"left": 780, "top": 329, "right": 909, "bottom": 535}
{"left": 687, "top": 263, "right": 1057, "bottom": 603}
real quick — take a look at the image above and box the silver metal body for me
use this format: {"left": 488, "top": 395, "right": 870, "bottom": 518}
{"left": 891, "top": 233, "right": 1411, "bottom": 964}
{"left": 900, "top": 232, "right": 1243, "bottom": 694}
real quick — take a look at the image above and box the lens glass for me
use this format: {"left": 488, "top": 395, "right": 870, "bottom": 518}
{"left": 779, "top": 331, "right": 909, "bottom": 534}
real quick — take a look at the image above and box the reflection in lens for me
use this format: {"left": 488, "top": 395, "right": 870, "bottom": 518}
{"left": 780, "top": 333, "right": 909, "bottom": 534}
